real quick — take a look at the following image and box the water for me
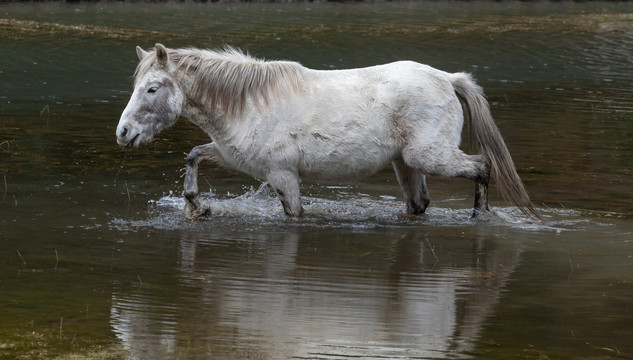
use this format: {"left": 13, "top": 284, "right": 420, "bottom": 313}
{"left": 1, "top": 2, "right": 633, "bottom": 359}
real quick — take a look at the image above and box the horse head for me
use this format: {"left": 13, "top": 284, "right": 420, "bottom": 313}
{"left": 116, "top": 43, "right": 185, "bottom": 147}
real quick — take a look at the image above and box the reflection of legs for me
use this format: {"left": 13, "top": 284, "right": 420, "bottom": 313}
{"left": 267, "top": 170, "right": 303, "bottom": 217}
{"left": 392, "top": 158, "right": 430, "bottom": 215}
{"left": 183, "top": 143, "right": 220, "bottom": 216}
{"left": 403, "top": 146, "right": 490, "bottom": 217}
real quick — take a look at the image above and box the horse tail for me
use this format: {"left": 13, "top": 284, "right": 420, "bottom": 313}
{"left": 450, "top": 72, "right": 541, "bottom": 219}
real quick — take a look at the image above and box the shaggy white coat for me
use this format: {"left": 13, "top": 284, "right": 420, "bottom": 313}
{"left": 117, "top": 44, "right": 539, "bottom": 219}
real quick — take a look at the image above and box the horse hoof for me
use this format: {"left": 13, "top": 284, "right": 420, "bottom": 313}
{"left": 184, "top": 200, "right": 211, "bottom": 219}
{"left": 471, "top": 209, "right": 495, "bottom": 221}
{"left": 185, "top": 205, "right": 212, "bottom": 220}
{"left": 197, "top": 207, "right": 212, "bottom": 218}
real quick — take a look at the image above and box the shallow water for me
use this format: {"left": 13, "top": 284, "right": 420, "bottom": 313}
{"left": 1, "top": 2, "right": 633, "bottom": 359}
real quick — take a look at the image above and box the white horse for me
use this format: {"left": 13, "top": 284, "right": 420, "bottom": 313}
{"left": 116, "top": 43, "right": 540, "bottom": 219}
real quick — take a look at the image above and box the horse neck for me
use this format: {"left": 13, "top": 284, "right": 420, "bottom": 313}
{"left": 178, "top": 73, "right": 236, "bottom": 142}
{"left": 175, "top": 51, "right": 303, "bottom": 140}
{"left": 181, "top": 97, "right": 224, "bottom": 138}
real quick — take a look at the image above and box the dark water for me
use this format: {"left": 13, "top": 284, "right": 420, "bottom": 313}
{"left": 1, "top": 2, "right": 633, "bottom": 359}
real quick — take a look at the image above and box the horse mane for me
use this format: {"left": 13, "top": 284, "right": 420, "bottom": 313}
{"left": 134, "top": 46, "right": 304, "bottom": 118}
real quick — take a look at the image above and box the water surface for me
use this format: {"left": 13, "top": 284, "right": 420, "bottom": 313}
{"left": 1, "top": 2, "right": 633, "bottom": 359}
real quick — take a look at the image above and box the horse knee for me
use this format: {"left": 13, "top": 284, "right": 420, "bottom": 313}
{"left": 186, "top": 148, "right": 202, "bottom": 167}
{"left": 187, "top": 143, "right": 220, "bottom": 167}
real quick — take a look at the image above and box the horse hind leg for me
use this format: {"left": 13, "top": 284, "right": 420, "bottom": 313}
{"left": 392, "top": 158, "right": 430, "bottom": 215}
{"left": 472, "top": 155, "right": 491, "bottom": 217}
{"left": 402, "top": 147, "right": 491, "bottom": 218}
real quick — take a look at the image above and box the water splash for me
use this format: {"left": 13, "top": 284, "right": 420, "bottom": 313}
{"left": 110, "top": 182, "right": 599, "bottom": 233}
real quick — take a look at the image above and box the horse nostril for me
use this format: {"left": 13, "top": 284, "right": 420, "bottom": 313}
{"left": 120, "top": 127, "right": 128, "bottom": 137}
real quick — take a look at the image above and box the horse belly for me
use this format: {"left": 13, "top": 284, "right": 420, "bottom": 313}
{"left": 292, "top": 76, "right": 409, "bottom": 181}
{"left": 299, "top": 153, "right": 396, "bottom": 181}
{"left": 296, "top": 124, "right": 401, "bottom": 182}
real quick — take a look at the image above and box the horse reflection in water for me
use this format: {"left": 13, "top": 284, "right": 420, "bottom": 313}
{"left": 116, "top": 43, "right": 540, "bottom": 219}
{"left": 109, "top": 231, "right": 522, "bottom": 359}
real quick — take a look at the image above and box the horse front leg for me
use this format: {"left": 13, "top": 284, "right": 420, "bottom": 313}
{"left": 267, "top": 170, "right": 304, "bottom": 217}
{"left": 183, "top": 142, "right": 219, "bottom": 218}
{"left": 393, "top": 158, "right": 430, "bottom": 215}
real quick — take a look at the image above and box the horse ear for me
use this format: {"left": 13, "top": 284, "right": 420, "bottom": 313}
{"left": 136, "top": 46, "right": 149, "bottom": 61}
{"left": 155, "top": 43, "right": 169, "bottom": 66}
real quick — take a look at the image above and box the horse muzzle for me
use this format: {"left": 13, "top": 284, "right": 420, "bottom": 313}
{"left": 116, "top": 123, "right": 141, "bottom": 147}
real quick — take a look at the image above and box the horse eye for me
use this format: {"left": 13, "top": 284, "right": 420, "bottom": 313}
{"left": 147, "top": 87, "right": 158, "bottom": 94}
